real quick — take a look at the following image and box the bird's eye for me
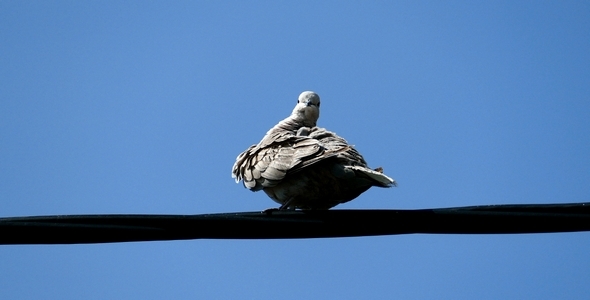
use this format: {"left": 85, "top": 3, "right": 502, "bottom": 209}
{"left": 317, "top": 102, "right": 320, "bottom": 107}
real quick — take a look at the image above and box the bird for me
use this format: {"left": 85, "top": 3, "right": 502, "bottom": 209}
{"left": 231, "top": 91, "right": 396, "bottom": 210}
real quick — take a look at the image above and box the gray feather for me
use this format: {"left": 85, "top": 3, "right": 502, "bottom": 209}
{"left": 231, "top": 91, "right": 396, "bottom": 209}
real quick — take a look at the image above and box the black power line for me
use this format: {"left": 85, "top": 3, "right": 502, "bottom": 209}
{"left": 1, "top": 202, "right": 589, "bottom": 245}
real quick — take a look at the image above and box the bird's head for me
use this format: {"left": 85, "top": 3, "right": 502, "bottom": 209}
{"left": 292, "top": 91, "right": 320, "bottom": 127}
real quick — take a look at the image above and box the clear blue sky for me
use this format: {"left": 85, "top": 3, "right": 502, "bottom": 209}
{"left": 1, "top": 1, "right": 589, "bottom": 299}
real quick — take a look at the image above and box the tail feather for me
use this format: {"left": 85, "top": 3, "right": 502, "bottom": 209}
{"left": 346, "top": 166, "right": 397, "bottom": 187}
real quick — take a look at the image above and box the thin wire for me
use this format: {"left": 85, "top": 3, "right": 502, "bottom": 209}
{"left": 1, "top": 202, "right": 589, "bottom": 245}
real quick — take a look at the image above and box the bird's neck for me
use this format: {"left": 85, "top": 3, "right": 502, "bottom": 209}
{"left": 258, "top": 115, "right": 309, "bottom": 146}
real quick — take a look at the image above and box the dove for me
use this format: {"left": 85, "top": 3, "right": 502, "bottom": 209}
{"left": 231, "top": 91, "right": 395, "bottom": 210}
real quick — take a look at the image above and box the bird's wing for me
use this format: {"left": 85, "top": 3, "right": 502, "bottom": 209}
{"left": 309, "top": 127, "right": 396, "bottom": 187}
{"left": 308, "top": 127, "right": 368, "bottom": 166}
{"left": 232, "top": 132, "right": 347, "bottom": 191}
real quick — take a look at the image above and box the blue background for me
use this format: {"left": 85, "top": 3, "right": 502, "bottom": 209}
{"left": 1, "top": 1, "right": 589, "bottom": 299}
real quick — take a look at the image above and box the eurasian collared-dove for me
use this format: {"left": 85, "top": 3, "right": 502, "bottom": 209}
{"left": 232, "top": 91, "right": 396, "bottom": 210}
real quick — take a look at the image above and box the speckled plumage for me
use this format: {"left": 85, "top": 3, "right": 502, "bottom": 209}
{"left": 231, "top": 91, "right": 395, "bottom": 210}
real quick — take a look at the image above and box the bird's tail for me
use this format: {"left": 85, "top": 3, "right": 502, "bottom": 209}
{"left": 346, "top": 166, "right": 397, "bottom": 187}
